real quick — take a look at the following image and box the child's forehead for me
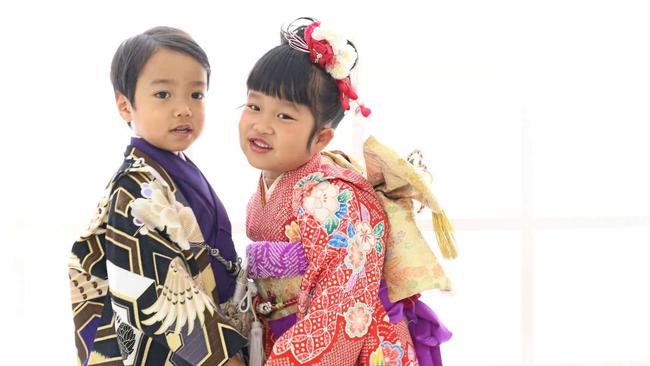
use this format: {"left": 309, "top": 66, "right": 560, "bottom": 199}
{"left": 139, "top": 49, "right": 207, "bottom": 84}
{"left": 248, "top": 90, "right": 302, "bottom": 109}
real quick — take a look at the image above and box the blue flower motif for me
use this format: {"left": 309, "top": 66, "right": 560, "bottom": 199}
{"left": 328, "top": 233, "right": 349, "bottom": 248}
{"left": 335, "top": 203, "right": 348, "bottom": 219}
{"left": 347, "top": 223, "right": 356, "bottom": 238}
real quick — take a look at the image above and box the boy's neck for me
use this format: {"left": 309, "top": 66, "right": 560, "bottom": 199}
{"left": 132, "top": 136, "right": 186, "bottom": 158}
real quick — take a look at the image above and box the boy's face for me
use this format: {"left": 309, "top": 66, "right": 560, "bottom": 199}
{"left": 116, "top": 48, "right": 207, "bottom": 152}
{"left": 239, "top": 91, "right": 334, "bottom": 182}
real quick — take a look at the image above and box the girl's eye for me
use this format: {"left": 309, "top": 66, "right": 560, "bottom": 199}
{"left": 247, "top": 104, "right": 260, "bottom": 112}
{"left": 154, "top": 91, "right": 170, "bottom": 99}
{"left": 192, "top": 92, "right": 204, "bottom": 100}
{"left": 277, "top": 113, "right": 295, "bottom": 121}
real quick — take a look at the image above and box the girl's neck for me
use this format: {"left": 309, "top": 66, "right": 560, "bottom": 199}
{"left": 262, "top": 153, "right": 322, "bottom": 187}
{"left": 263, "top": 170, "right": 282, "bottom": 188}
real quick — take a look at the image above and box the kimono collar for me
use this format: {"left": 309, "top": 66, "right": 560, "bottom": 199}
{"left": 259, "top": 153, "right": 323, "bottom": 205}
{"left": 128, "top": 138, "right": 218, "bottom": 216}
{"left": 127, "top": 138, "right": 238, "bottom": 303}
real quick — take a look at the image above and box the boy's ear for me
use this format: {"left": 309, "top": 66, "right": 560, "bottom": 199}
{"left": 312, "top": 127, "right": 335, "bottom": 153}
{"left": 115, "top": 93, "right": 133, "bottom": 124}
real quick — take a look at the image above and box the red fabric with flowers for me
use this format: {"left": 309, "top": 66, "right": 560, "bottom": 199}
{"left": 247, "top": 154, "right": 417, "bottom": 365}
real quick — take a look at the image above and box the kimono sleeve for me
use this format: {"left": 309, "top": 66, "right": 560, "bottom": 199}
{"left": 104, "top": 172, "right": 246, "bottom": 365}
{"left": 266, "top": 175, "right": 386, "bottom": 365}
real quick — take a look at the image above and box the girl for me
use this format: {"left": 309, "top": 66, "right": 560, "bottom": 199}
{"left": 240, "top": 18, "right": 447, "bottom": 365}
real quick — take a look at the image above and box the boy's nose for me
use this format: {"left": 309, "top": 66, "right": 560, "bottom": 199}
{"left": 175, "top": 105, "right": 192, "bottom": 118}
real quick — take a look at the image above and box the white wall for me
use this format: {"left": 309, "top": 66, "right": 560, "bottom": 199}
{"left": 2, "top": 0, "right": 649, "bottom": 365}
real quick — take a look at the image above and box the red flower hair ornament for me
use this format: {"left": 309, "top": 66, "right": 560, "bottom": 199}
{"left": 282, "top": 19, "right": 371, "bottom": 118}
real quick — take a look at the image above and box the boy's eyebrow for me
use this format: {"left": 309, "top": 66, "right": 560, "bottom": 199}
{"left": 150, "top": 79, "right": 174, "bottom": 85}
{"left": 149, "top": 79, "right": 206, "bottom": 87}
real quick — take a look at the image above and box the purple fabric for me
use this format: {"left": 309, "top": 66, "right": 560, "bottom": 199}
{"left": 246, "top": 241, "right": 308, "bottom": 279}
{"left": 268, "top": 313, "right": 298, "bottom": 340}
{"left": 80, "top": 316, "right": 100, "bottom": 366}
{"left": 129, "top": 138, "right": 237, "bottom": 303}
{"left": 379, "top": 281, "right": 452, "bottom": 366}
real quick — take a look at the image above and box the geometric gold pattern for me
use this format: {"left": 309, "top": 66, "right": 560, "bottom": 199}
{"left": 70, "top": 146, "right": 246, "bottom": 366}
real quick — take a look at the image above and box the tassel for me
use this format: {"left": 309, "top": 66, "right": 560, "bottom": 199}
{"left": 231, "top": 266, "right": 248, "bottom": 306}
{"left": 238, "top": 280, "right": 265, "bottom": 366}
{"left": 357, "top": 103, "right": 371, "bottom": 117}
{"left": 433, "top": 209, "right": 457, "bottom": 259}
{"left": 248, "top": 319, "right": 265, "bottom": 366}
{"left": 340, "top": 93, "right": 351, "bottom": 110}
{"left": 346, "top": 83, "right": 358, "bottom": 100}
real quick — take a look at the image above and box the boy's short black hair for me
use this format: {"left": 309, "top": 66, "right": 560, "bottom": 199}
{"left": 110, "top": 26, "right": 210, "bottom": 108}
{"left": 246, "top": 19, "right": 358, "bottom": 144}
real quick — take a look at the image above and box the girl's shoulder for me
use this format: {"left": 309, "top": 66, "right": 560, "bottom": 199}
{"left": 292, "top": 158, "right": 384, "bottom": 216}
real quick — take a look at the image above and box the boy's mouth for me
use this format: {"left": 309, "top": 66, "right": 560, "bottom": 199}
{"left": 170, "top": 124, "right": 193, "bottom": 134}
{"left": 249, "top": 137, "right": 272, "bottom": 152}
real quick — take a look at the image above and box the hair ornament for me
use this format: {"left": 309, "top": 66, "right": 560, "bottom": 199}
{"left": 282, "top": 18, "right": 371, "bottom": 117}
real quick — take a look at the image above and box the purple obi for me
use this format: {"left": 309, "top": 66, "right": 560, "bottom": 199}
{"left": 246, "top": 241, "right": 308, "bottom": 339}
{"left": 246, "top": 241, "right": 308, "bottom": 279}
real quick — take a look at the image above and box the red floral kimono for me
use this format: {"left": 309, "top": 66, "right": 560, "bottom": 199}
{"left": 246, "top": 153, "right": 417, "bottom": 365}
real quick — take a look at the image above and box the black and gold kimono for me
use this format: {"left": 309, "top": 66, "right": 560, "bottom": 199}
{"left": 69, "top": 143, "right": 247, "bottom": 366}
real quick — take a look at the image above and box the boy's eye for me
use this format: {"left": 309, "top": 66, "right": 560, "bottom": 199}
{"left": 247, "top": 104, "right": 260, "bottom": 112}
{"left": 277, "top": 113, "right": 295, "bottom": 121}
{"left": 154, "top": 91, "right": 170, "bottom": 99}
{"left": 192, "top": 92, "right": 204, "bottom": 100}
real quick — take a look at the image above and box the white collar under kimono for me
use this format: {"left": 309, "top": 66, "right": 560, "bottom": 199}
{"left": 262, "top": 172, "right": 284, "bottom": 199}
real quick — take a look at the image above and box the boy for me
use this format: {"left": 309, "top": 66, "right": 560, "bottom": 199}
{"left": 69, "top": 27, "right": 246, "bottom": 366}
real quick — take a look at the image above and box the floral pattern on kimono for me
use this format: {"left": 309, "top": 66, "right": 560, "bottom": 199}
{"left": 246, "top": 153, "right": 416, "bottom": 366}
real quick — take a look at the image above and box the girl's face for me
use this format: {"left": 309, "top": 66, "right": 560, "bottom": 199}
{"left": 239, "top": 91, "right": 334, "bottom": 182}
{"left": 116, "top": 48, "right": 207, "bottom": 153}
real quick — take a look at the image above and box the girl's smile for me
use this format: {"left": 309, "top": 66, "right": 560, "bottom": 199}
{"left": 248, "top": 136, "right": 273, "bottom": 153}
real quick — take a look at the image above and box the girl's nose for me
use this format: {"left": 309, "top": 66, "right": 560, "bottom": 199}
{"left": 252, "top": 117, "right": 273, "bottom": 135}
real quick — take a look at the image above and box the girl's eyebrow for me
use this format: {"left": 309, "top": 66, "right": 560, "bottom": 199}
{"left": 247, "top": 90, "right": 300, "bottom": 112}
{"left": 247, "top": 91, "right": 262, "bottom": 99}
{"left": 279, "top": 101, "right": 299, "bottom": 112}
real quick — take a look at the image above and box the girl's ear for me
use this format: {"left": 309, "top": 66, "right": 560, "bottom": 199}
{"left": 115, "top": 93, "right": 133, "bottom": 125}
{"left": 311, "top": 127, "right": 335, "bottom": 153}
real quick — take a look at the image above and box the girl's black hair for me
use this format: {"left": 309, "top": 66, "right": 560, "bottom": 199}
{"left": 246, "top": 18, "right": 358, "bottom": 143}
{"left": 110, "top": 26, "right": 210, "bottom": 109}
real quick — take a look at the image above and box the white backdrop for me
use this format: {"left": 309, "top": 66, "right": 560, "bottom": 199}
{"left": 2, "top": 0, "right": 650, "bottom": 365}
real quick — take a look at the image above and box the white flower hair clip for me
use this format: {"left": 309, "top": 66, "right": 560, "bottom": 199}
{"left": 282, "top": 18, "right": 371, "bottom": 117}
